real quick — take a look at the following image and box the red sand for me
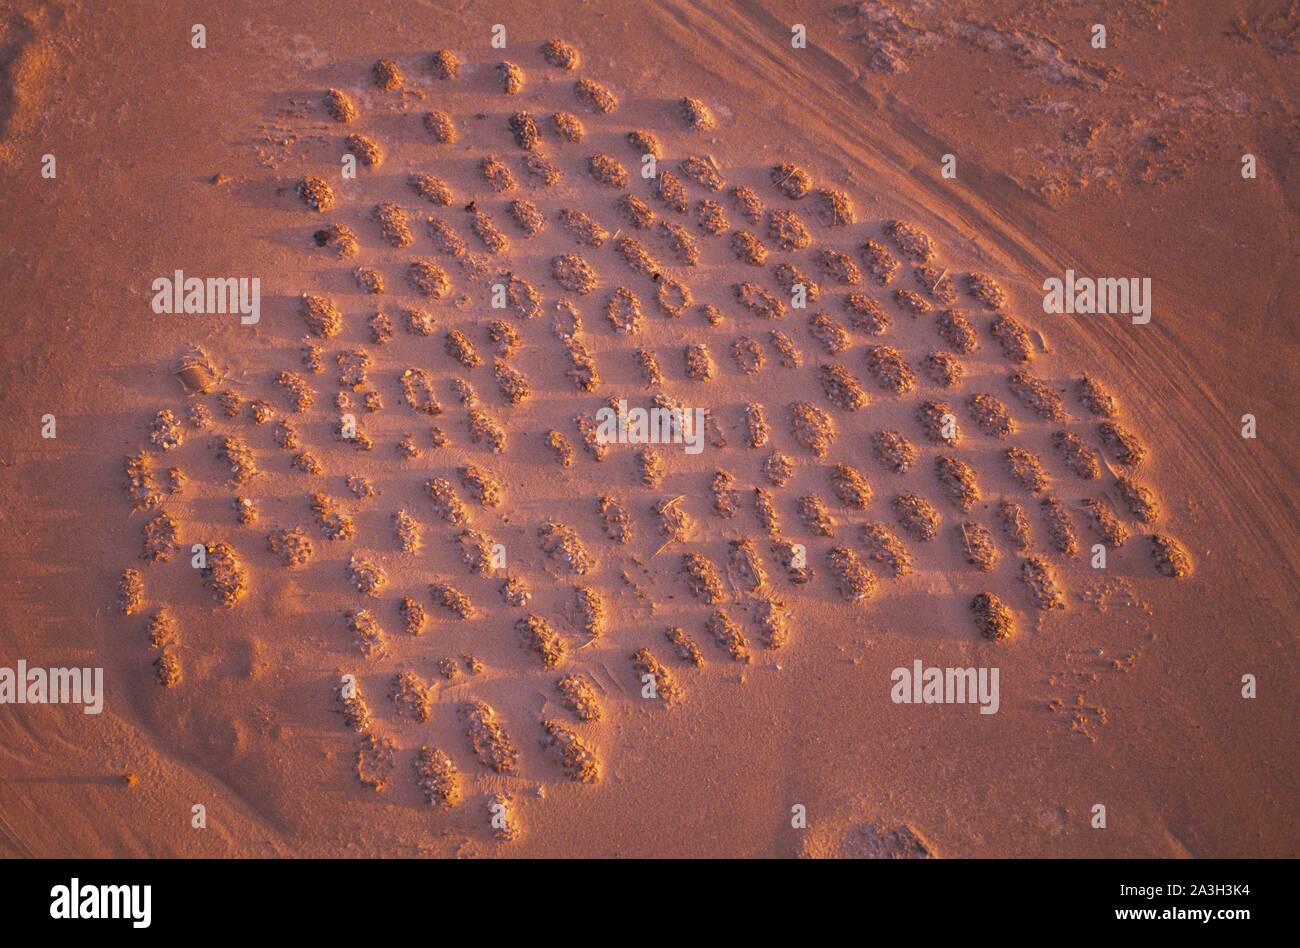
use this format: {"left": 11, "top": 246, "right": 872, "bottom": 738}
{"left": 0, "top": 1, "right": 1296, "bottom": 858}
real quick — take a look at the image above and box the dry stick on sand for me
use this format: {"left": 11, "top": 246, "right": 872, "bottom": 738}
{"left": 650, "top": 496, "right": 687, "bottom": 557}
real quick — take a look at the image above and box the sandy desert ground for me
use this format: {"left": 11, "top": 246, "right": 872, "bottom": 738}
{"left": 0, "top": 0, "right": 1296, "bottom": 858}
